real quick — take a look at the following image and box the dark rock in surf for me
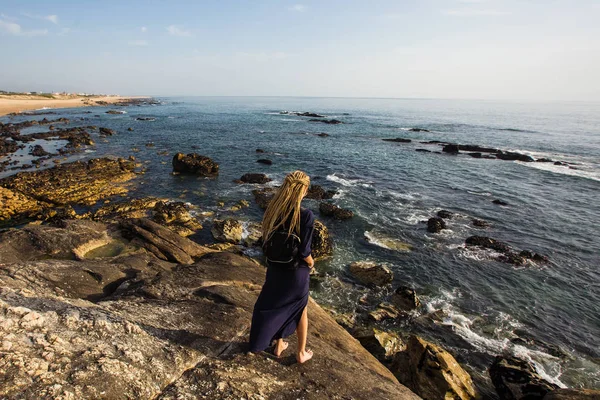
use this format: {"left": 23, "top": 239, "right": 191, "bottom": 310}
{"left": 415, "top": 149, "right": 431, "bottom": 153}
{"left": 256, "top": 159, "right": 273, "bottom": 165}
{"left": 172, "top": 153, "right": 219, "bottom": 176}
{"left": 443, "top": 144, "right": 460, "bottom": 154}
{"left": 252, "top": 187, "right": 277, "bottom": 209}
{"left": 255, "top": 149, "right": 266, "bottom": 153}
{"left": 458, "top": 144, "right": 499, "bottom": 153}
{"left": 427, "top": 217, "right": 446, "bottom": 233}
{"left": 349, "top": 261, "right": 393, "bottom": 286}
{"left": 468, "top": 152, "right": 483, "bottom": 158}
{"left": 520, "top": 250, "right": 549, "bottom": 263}
{"left": 391, "top": 286, "right": 421, "bottom": 312}
{"left": 239, "top": 173, "right": 271, "bottom": 184}
{"left": 493, "top": 199, "right": 509, "bottom": 206}
{"left": 465, "top": 236, "right": 511, "bottom": 253}
{"left": 306, "top": 185, "right": 336, "bottom": 200}
{"left": 319, "top": 202, "right": 353, "bottom": 220}
{"left": 437, "top": 210, "right": 454, "bottom": 219}
{"left": 496, "top": 150, "right": 535, "bottom": 162}
{"left": 536, "top": 158, "right": 553, "bottom": 163}
{"left": 498, "top": 252, "right": 528, "bottom": 266}
{"left": 29, "top": 145, "right": 50, "bottom": 157}
{"left": 383, "top": 138, "right": 412, "bottom": 143}
{"left": 106, "top": 110, "right": 126, "bottom": 115}
{"left": 317, "top": 133, "right": 330, "bottom": 137}
{"left": 127, "top": 127, "right": 133, "bottom": 131}
{"left": 309, "top": 119, "right": 343, "bottom": 125}
{"left": 408, "top": 128, "right": 430, "bottom": 132}
{"left": 489, "top": 356, "right": 559, "bottom": 400}
{"left": 472, "top": 219, "right": 491, "bottom": 228}
{"left": 544, "top": 389, "right": 600, "bottom": 399}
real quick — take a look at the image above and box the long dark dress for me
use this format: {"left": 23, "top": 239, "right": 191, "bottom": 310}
{"left": 248, "top": 208, "right": 315, "bottom": 352}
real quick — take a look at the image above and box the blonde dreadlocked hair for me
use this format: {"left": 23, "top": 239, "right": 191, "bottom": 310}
{"left": 262, "top": 170, "right": 310, "bottom": 243}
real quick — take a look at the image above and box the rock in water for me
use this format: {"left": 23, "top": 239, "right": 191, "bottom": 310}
{"left": 465, "top": 236, "right": 512, "bottom": 253}
{"left": 391, "top": 286, "right": 421, "bottom": 311}
{"left": 392, "top": 335, "right": 477, "bottom": 400}
{"left": 252, "top": 187, "right": 277, "bottom": 209}
{"left": 319, "top": 202, "right": 354, "bottom": 220}
{"left": 29, "top": 144, "right": 50, "bottom": 157}
{"left": 437, "top": 209, "right": 454, "bottom": 219}
{"left": 239, "top": 173, "right": 272, "bottom": 184}
{"left": 443, "top": 144, "right": 460, "bottom": 154}
{"left": 172, "top": 153, "right": 219, "bottom": 176}
{"left": 382, "top": 138, "right": 412, "bottom": 143}
{"left": 493, "top": 199, "right": 509, "bottom": 206}
{"left": 211, "top": 219, "right": 244, "bottom": 244}
{"left": 349, "top": 261, "right": 393, "bottom": 286}
{"left": 306, "top": 185, "right": 337, "bottom": 200}
{"left": 312, "top": 220, "right": 333, "bottom": 260}
{"left": 489, "top": 356, "right": 559, "bottom": 400}
{"left": 353, "top": 328, "right": 406, "bottom": 362}
{"left": 256, "top": 159, "right": 273, "bottom": 165}
{"left": 544, "top": 389, "right": 600, "bottom": 399}
{"left": 427, "top": 217, "right": 446, "bottom": 233}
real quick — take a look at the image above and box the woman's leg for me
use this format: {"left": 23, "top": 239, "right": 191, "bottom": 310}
{"left": 274, "top": 338, "right": 288, "bottom": 357}
{"left": 296, "top": 306, "right": 313, "bottom": 363}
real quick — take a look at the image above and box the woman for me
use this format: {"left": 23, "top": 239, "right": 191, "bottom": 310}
{"left": 248, "top": 170, "right": 315, "bottom": 363}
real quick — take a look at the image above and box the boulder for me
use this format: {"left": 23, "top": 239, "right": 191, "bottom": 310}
{"left": 472, "top": 219, "right": 491, "bottom": 228}
{"left": 29, "top": 144, "right": 50, "bottom": 157}
{"left": 383, "top": 138, "right": 412, "bottom": 143}
{"left": 392, "top": 335, "right": 477, "bottom": 400}
{"left": 353, "top": 328, "right": 406, "bottom": 362}
{"left": 0, "top": 186, "right": 50, "bottom": 224}
{"left": 252, "top": 187, "right": 277, "bottom": 209}
{"left": 489, "top": 355, "right": 559, "bottom": 400}
{"left": 152, "top": 201, "right": 203, "bottom": 236}
{"left": 496, "top": 151, "right": 535, "bottom": 162}
{"left": 211, "top": 219, "right": 244, "bottom": 244}
{"left": 256, "top": 159, "right": 273, "bottom": 165}
{"left": 427, "top": 217, "right": 446, "bottom": 233}
{"left": 306, "top": 185, "right": 337, "bottom": 200}
{"left": 349, "top": 261, "right": 393, "bottom": 286}
{"left": 493, "top": 199, "right": 509, "bottom": 206}
{"left": 391, "top": 286, "right": 421, "bottom": 311}
{"left": 99, "top": 127, "right": 116, "bottom": 136}
{"left": 93, "top": 197, "right": 160, "bottom": 222}
{"left": 319, "top": 202, "right": 354, "bottom": 220}
{"left": 520, "top": 250, "right": 549, "bottom": 263}
{"left": 0, "top": 250, "right": 419, "bottom": 399}
{"left": 239, "top": 173, "right": 272, "bottom": 184}
{"left": 172, "top": 153, "right": 219, "bottom": 176}
{"left": 369, "top": 302, "right": 402, "bottom": 322}
{"left": 312, "top": 220, "right": 333, "bottom": 260}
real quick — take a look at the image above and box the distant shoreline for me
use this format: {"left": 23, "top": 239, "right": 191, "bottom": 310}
{"left": 0, "top": 94, "right": 149, "bottom": 117}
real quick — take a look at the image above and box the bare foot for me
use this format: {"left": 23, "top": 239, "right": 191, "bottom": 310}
{"left": 296, "top": 349, "right": 313, "bottom": 364}
{"left": 274, "top": 340, "right": 289, "bottom": 357}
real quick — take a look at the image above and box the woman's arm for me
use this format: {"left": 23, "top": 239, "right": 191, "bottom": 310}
{"left": 303, "top": 254, "right": 314, "bottom": 268}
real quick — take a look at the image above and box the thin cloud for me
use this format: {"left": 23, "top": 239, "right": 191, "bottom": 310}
{"left": 0, "top": 19, "right": 48, "bottom": 36}
{"left": 289, "top": 4, "right": 306, "bottom": 12}
{"left": 128, "top": 39, "right": 149, "bottom": 46}
{"left": 58, "top": 27, "right": 71, "bottom": 36}
{"left": 23, "top": 13, "right": 59, "bottom": 24}
{"left": 141, "top": 26, "right": 147, "bottom": 33}
{"left": 443, "top": 9, "right": 509, "bottom": 16}
{"left": 167, "top": 25, "right": 192, "bottom": 37}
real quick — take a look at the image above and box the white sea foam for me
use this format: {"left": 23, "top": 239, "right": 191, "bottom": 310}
{"left": 326, "top": 173, "right": 373, "bottom": 188}
{"left": 516, "top": 161, "right": 600, "bottom": 182}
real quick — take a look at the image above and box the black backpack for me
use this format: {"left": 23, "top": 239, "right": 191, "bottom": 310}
{"left": 263, "top": 228, "right": 301, "bottom": 269}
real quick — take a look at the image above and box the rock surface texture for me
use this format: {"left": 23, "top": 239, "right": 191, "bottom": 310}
{"left": 0, "top": 221, "right": 419, "bottom": 400}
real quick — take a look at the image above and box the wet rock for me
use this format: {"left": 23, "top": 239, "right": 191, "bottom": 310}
{"left": 152, "top": 201, "right": 203, "bottom": 236}
{"left": 256, "top": 159, "right": 272, "bottom": 165}
{"left": 536, "top": 158, "right": 554, "bottom": 163}
{"left": 211, "top": 219, "right": 244, "bottom": 244}
{"left": 496, "top": 150, "right": 535, "bottom": 162}
{"left": 383, "top": 138, "right": 412, "bottom": 143}
{"left": 316, "top": 132, "right": 329, "bottom": 137}
{"left": 106, "top": 110, "right": 126, "bottom": 114}
{"left": 489, "top": 355, "right": 559, "bottom": 400}
{"left": 353, "top": 328, "right": 406, "bottom": 362}
{"left": 369, "top": 302, "right": 402, "bottom": 321}
{"left": 392, "top": 335, "right": 477, "bottom": 400}
{"left": 443, "top": 144, "right": 460, "bottom": 154}
{"left": 520, "top": 250, "right": 549, "bottom": 263}
{"left": 172, "top": 153, "right": 219, "bottom": 176}
{"left": 309, "top": 118, "right": 343, "bottom": 124}
{"left": 99, "top": 127, "right": 116, "bottom": 136}
{"left": 0, "top": 158, "right": 136, "bottom": 211}
{"left": 93, "top": 197, "right": 160, "bottom": 222}
{"left": 498, "top": 251, "right": 528, "bottom": 266}
{"left": 409, "top": 128, "right": 430, "bottom": 132}
{"left": 349, "top": 261, "right": 393, "bottom": 286}
{"left": 252, "top": 187, "right": 277, "bottom": 209}
{"left": 465, "top": 236, "right": 512, "bottom": 253}
{"left": 29, "top": 144, "right": 50, "bottom": 157}
{"left": 391, "top": 286, "right": 421, "bottom": 311}
{"left": 136, "top": 117, "right": 156, "bottom": 121}
{"left": 280, "top": 111, "right": 326, "bottom": 118}
{"left": 127, "top": 127, "right": 133, "bottom": 131}
{"left": 472, "top": 218, "right": 491, "bottom": 228}
{"left": 416, "top": 149, "right": 431, "bottom": 153}
{"left": 493, "top": 199, "right": 509, "bottom": 206}
{"left": 255, "top": 148, "right": 265, "bottom": 153}
{"left": 437, "top": 210, "right": 454, "bottom": 219}
{"left": 0, "top": 187, "right": 50, "bottom": 224}
{"left": 239, "top": 173, "right": 272, "bottom": 184}
{"left": 306, "top": 184, "right": 337, "bottom": 200}
{"left": 312, "top": 220, "right": 333, "bottom": 260}
{"left": 544, "top": 389, "right": 600, "bottom": 399}
{"left": 364, "top": 232, "right": 413, "bottom": 252}
{"left": 319, "top": 202, "right": 353, "bottom": 220}
{"left": 427, "top": 217, "right": 446, "bottom": 233}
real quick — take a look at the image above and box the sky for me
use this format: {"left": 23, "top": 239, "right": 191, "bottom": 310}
{"left": 1, "top": 0, "right": 599, "bottom": 101}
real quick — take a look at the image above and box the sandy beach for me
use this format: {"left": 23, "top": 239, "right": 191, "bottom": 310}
{"left": 0, "top": 94, "right": 147, "bottom": 116}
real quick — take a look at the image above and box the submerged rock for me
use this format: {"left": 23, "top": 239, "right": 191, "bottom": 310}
{"left": 383, "top": 138, "right": 412, "bottom": 143}
{"left": 493, "top": 199, "right": 509, "bottom": 206}
{"left": 172, "top": 153, "right": 219, "bottom": 176}
{"left": 349, "top": 261, "right": 393, "bottom": 286}
{"left": 256, "top": 158, "right": 272, "bottom": 165}
{"left": 472, "top": 218, "right": 491, "bottom": 228}
{"left": 309, "top": 118, "right": 343, "bottom": 124}
{"left": 489, "top": 355, "right": 559, "bottom": 400}
{"left": 392, "top": 335, "right": 477, "bottom": 400}
{"left": 391, "top": 286, "right": 421, "bottom": 312}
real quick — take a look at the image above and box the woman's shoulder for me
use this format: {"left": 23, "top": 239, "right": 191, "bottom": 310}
{"left": 300, "top": 208, "right": 315, "bottom": 223}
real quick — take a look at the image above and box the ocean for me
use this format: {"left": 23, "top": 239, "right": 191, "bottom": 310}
{"left": 2, "top": 96, "right": 599, "bottom": 396}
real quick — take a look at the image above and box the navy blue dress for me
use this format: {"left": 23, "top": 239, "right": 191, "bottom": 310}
{"left": 249, "top": 208, "right": 315, "bottom": 352}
